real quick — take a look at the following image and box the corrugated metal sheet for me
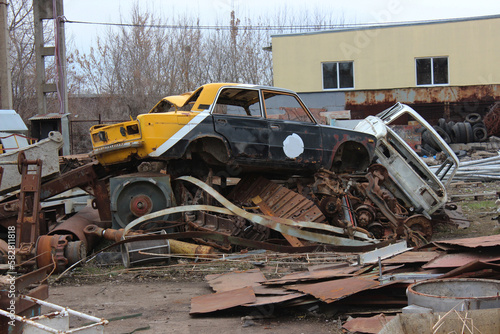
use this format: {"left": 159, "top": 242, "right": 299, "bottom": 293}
{"left": 29, "top": 112, "right": 70, "bottom": 120}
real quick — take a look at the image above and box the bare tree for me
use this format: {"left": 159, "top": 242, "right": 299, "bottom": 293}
{"left": 8, "top": 0, "right": 36, "bottom": 119}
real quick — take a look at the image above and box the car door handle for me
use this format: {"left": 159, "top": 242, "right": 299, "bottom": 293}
{"left": 217, "top": 119, "right": 227, "bottom": 125}
{"left": 270, "top": 124, "right": 280, "bottom": 130}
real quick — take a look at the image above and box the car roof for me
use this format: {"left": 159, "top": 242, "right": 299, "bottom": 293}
{"left": 161, "top": 83, "right": 301, "bottom": 111}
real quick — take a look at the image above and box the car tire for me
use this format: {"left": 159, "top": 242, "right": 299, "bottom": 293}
{"left": 438, "top": 118, "right": 447, "bottom": 130}
{"left": 421, "top": 130, "right": 439, "bottom": 150}
{"left": 433, "top": 125, "right": 451, "bottom": 144}
{"left": 444, "top": 121, "right": 454, "bottom": 137}
{"left": 465, "top": 113, "right": 482, "bottom": 125}
{"left": 472, "top": 123, "right": 488, "bottom": 142}
{"left": 464, "top": 122, "right": 473, "bottom": 143}
{"left": 451, "top": 122, "right": 467, "bottom": 143}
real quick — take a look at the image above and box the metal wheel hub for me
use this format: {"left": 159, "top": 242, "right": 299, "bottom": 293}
{"left": 130, "top": 194, "right": 154, "bottom": 217}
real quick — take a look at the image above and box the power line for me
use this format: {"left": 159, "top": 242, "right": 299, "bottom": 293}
{"left": 62, "top": 15, "right": 496, "bottom": 32}
{"left": 62, "top": 19, "right": 351, "bottom": 31}
{"left": 63, "top": 18, "right": 433, "bottom": 31}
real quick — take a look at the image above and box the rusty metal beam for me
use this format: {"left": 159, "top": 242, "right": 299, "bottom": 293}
{"left": 39, "top": 162, "right": 112, "bottom": 222}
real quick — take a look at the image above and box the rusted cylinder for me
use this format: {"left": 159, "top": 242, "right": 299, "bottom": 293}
{"left": 84, "top": 225, "right": 216, "bottom": 258}
{"left": 83, "top": 224, "right": 127, "bottom": 242}
{"left": 48, "top": 206, "right": 106, "bottom": 251}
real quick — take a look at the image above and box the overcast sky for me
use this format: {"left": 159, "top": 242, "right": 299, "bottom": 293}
{"left": 63, "top": 0, "right": 500, "bottom": 53}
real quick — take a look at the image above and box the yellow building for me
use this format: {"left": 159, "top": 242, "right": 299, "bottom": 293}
{"left": 271, "top": 15, "right": 500, "bottom": 121}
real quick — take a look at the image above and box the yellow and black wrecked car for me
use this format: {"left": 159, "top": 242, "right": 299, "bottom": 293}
{"left": 90, "top": 83, "right": 376, "bottom": 177}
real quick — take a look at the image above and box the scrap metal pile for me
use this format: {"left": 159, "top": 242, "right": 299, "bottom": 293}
{"left": 0, "top": 83, "right": 480, "bottom": 331}
{"left": 0, "top": 99, "right": 463, "bottom": 279}
{"left": 190, "top": 234, "right": 500, "bottom": 333}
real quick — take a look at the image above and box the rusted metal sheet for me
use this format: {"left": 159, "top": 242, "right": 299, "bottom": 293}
{"left": 422, "top": 252, "right": 500, "bottom": 269}
{"left": 382, "top": 251, "right": 442, "bottom": 265}
{"left": 205, "top": 269, "right": 266, "bottom": 292}
{"left": 286, "top": 276, "right": 380, "bottom": 303}
{"left": 343, "top": 313, "right": 396, "bottom": 334}
{"left": 439, "top": 260, "right": 500, "bottom": 279}
{"left": 190, "top": 286, "right": 256, "bottom": 314}
{"left": 252, "top": 286, "right": 295, "bottom": 296}
{"left": 230, "top": 175, "right": 326, "bottom": 223}
{"left": 243, "top": 293, "right": 306, "bottom": 307}
{"left": 264, "top": 266, "right": 360, "bottom": 285}
{"left": 13, "top": 264, "right": 53, "bottom": 292}
{"left": 433, "top": 234, "right": 500, "bottom": 249}
{"left": 345, "top": 85, "right": 500, "bottom": 121}
{"left": 307, "top": 262, "right": 350, "bottom": 272}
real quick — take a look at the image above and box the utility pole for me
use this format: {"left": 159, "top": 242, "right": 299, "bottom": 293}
{"left": 0, "top": 0, "right": 12, "bottom": 110}
{"left": 33, "top": 0, "right": 70, "bottom": 154}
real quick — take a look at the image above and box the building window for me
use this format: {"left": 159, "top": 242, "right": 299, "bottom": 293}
{"left": 322, "top": 61, "right": 354, "bottom": 90}
{"left": 416, "top": 57, "right": 448, "bottom": 85}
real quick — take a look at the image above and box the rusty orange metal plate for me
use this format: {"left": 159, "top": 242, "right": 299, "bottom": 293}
{"left": 252, "top": 285, "right": 295, "bottom": 295}
{"left": 382, "top": 251, "right": 442, "bottom": 264}
{"left": 422, "top": 252, "right": 500, "bottom": 269}
{"left": 205, "top": 269, "right": 266, "bottom": 292}
{"left": 286, "top": 276, "right": 380, "bottom": 303}
{"left": 190, "top": 286, "right": 256, "bottom": 314}
{"left": 244, "top": 293, "right": 306, "bottom": 307}
{"left": 434, "top": 235, "right": 500, "bottom": 249}
{"left": 343, "top": 313, "right": 396, "bottom": 334}
{"left": 264, "top": 266, "right": 361, "bottom": 285}
{"left": 439, "top": 260, "right": 500, "bottom": 279}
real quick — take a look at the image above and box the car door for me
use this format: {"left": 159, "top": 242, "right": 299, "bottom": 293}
{"left": 263, "top": 91, "right": 323, "bottom": 169}
{"left": 212, "top": 87, "right": 269, "bottom": 162}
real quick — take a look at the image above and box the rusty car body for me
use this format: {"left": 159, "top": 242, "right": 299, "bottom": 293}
{"left": 354, "top": 103, "right": 459, "bottom": 217}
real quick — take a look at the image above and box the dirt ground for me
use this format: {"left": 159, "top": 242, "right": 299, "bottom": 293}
{"left": 47, "top": 279, "right": 340, "bottom": 334}
{"left": 42, "top": 181, "right": 500, "bottom": 334}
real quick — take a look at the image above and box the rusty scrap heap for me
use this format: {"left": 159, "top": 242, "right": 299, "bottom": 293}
{"left": 0, "top": 83, "right": 483, "bottom": 332}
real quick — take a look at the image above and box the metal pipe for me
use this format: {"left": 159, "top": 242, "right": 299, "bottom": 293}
{"left": 85, "top": 224, "right": 217, "bottom": 257}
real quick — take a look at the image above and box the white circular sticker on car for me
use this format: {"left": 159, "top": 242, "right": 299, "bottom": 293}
{"left": 283, "top": 133, "right": 304, "bottom": 158}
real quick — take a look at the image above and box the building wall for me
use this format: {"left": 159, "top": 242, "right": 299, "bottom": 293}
{"left": 272, "top": 16, "right": 500, "bottom": 92}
